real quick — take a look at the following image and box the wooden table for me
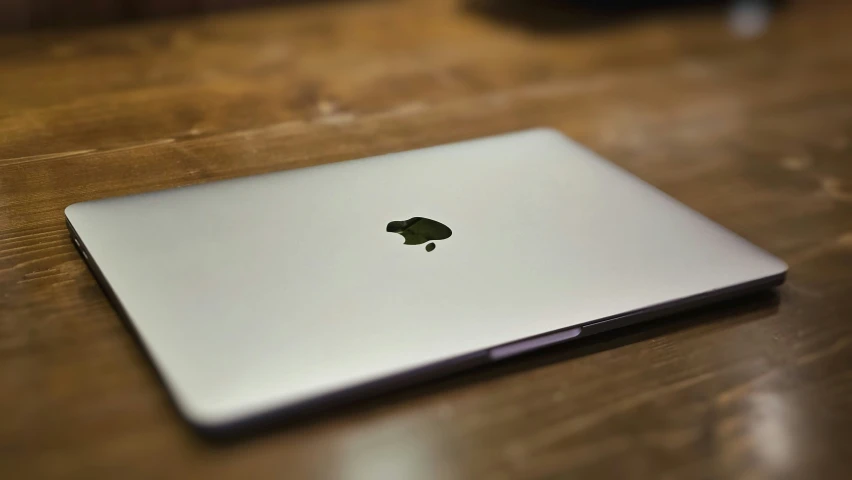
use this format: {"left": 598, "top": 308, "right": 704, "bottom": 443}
{"left": 2, "top": 0, "right": 852, "bottom": 477}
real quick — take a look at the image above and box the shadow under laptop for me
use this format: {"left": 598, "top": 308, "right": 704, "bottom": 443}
{"left": 200, "top": 288, "right": 780, "bottom": 444}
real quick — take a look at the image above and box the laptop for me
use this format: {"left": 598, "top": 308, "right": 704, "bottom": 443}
{"left": 65, "top": 128, "right": 786, "bottom": 433}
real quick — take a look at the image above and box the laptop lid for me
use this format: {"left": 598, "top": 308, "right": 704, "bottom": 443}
{"left": 65, "top": 128, "right": 786, "bottom": 429}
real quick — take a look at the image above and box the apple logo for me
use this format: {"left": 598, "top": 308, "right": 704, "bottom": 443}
{"left": 386, "top": 217, "right": 452, "bottom": 252}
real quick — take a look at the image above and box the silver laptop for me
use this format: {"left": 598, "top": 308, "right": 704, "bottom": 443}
{"left": 65, "top": 128, "right": 786, "bottom": 433}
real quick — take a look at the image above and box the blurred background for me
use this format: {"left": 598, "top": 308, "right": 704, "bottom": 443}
{"left": 2, "top": 0, "right": 778, "bottom": 33}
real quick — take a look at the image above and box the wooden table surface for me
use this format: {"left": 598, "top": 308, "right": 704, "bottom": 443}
{"left": 2, "top": 0, "right": 852, "bottom": 478}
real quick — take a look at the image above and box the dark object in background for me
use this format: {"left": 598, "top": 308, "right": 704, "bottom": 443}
{"left": 1, "top": 0, "right": 784, "bottom": 33}
{"left": 466, "top": 0, "right": 783, "bottom": 33}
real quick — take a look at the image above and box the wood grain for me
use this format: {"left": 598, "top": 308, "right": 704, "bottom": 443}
{"left": 2, "top": 0, "right": 852, "bottom": 478}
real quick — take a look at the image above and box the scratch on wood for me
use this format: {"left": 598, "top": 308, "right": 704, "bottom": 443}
{"left": 97, "top": 138, "right": 176, "bottom": 154}
{"left": 0, "top": 138, "right": 177, "bottom": 168}
{"left": 0, "top": 150, "right": 97, "bottom": 167}
{"left": 18, "top": 267, "right": 67, "bottom": 284}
